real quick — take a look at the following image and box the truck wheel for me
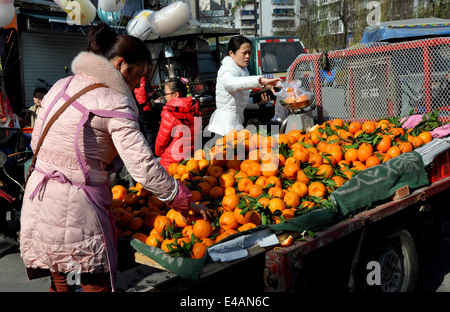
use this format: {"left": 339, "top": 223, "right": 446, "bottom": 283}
{"left": 356, "top": 226, "right": 418, "bottom": 292}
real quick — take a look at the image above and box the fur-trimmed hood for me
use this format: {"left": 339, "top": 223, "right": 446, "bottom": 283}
{"left": 71, "top": 52, "right": 135, "bottom": 101}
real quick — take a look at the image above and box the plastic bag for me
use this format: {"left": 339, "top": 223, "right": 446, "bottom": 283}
{"left": 274, "top": 81, "right": 313, "bottom": 104}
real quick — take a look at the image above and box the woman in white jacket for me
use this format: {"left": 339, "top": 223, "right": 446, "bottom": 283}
{"left": 206, "top": 36, "right": 281, "bottom": 137}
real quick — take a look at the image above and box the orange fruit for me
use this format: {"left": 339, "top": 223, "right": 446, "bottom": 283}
{"left": 282, "top": 208, "right": 296, "bottom": 220}
{"left": 153, "top": 215, "right": 172, "bottom": 233}
{"left": 240, "top": 159, "right": 257, "bottom": 173}
{"left": 174, "top": 211, "right": 189, "bottom": 228}
{"left": 382, "top": 153, "right": 392, "bottom": 162}
{"left": 201, "top": 237, "right": 215, "bottom": 247}
{"left": 376, "top": 119, "right": 390, "bottom": 130}
{"left": 145, "top": 235, "right": 161, "bottom": 247}
{"left": 285, "top": 156, "right": 300, "bottom": 166}
{"left": 197, "top": 181, "right": 212, "bottom": 197}
{"left": 234, "top": 170, "right": 248, "bottom": 180}
{"left": 347, "top": 121, "right": 362, "bottom": 134}
{"left": 176, "top": 164, "right": 187, "bottom": 176}
{"left": 331, "top": 175, "right": 346, "bottom": 188}
{"left": 219, "top": 211, "right": 239, "bottom": 230}
{"left": 387, "top": 145, "right": 402, "bottom": 158}
{"left": 327, "top": 144, "right": 343, "bottom": 163}
{"left": 191, "top": 242, "right": 208, "bottom": 259}
{"left": 265, "top": 176, "right": 282, "bottom": 188}
{"left": 399, "top": 141, "right": 413, "bottom": 153}
{"left": 114, "top": 208, "right": 134, "bottom": 228}
{"left": 283, "top": 191, "right": 300, "bottom": 207}
{"left": 316, "top": 164, "right": 334, "bottom": 179}
{"left": 111, "top": 185, "right": 127, "bottom": 201}
{"left": 290, "top": 181, "right": 308, "bottom": 198}
{"left": 418, "top": 131, "right": 433, "bottom": 144}
{"left": 233, "top": 207, "right": 253, "bottom": 224}
{"left": 128, "top": 217, "right": 144, "bottom": 231}
{"left": 296, "top": 170, "right": 310, "bottom": 184}
{"left": 261, "top": 162, "right": 279, "bottom": 177}
{"left": 224, "top": 186, "right": 236, "bottom": 196}
{"left": 268, "top": 186, "right": 285, "bottom": 199}
{"left": 283, "top": 163, "right": 300, "bottom": 179}
{"left": 246, "top": 162, "right": 262, "bottom": 177}
{"left": 131, "top": 232, "right": 148, "bottom": 244}
{"left": 365, "top": 155, "right": 381, "bottom": 168}
{"left": 330, "top": 118, "right": 344, "bottom": 130}
{"left": 198, "top": 159, "right": 210, "bottom": 171}
{"left": 258, "top": 197, "right": 270, "bottom": 208}
{"left": 123, "top": 192, "right": 140, "bottom": 206}
{"left": 308, "top": 153, "right": 323, "bottom": 168}
{"left": 308, "top": 130, "right": 322, "bottom": 144}
{"left": 411, "top": 136, "right": 425, "bottom": 148}
{"left": 194, "top": 149, "right": 206, "bottom": 160}
{"left": 237, "top": 177, "right": 254, "bottom": 193}
{"left": 167, "top": 163, "right": 179, "bottom": 175}
{"left": 389, "top": 127, "right": 405, "bottom": 139}
{"left": 248, "top": 184, "right": 264, "bottom": 199}
{"left": 237, "top": 223, "right": 257, "bottom": 232}
{"left": 222, "top": 194, "right": 240, "bottom": 211}
{"left": 193, "top": 220, "right": 213, "bottom": 239}
{"left": 161, "top": 238, "right": 176, "bottom": 252}
{"left": 143, "top": 211, "right": 160, "bottom": 229}
{"left": 207, "top": 165, "right": 224, "bottom": 179}
{"left": 292, "top": 148, "right": 310, "bottom": 163}
{"left": 215, "top": 229, "right": 237, "bottom": 243}
{"left": 288, "top": 129, "right": 303, "bottom": 141}
{"left": 357, "top": 143, "right": 373, "bottom": 162}
{"left": 203, "top": 175, "right": 219, "bottom": 187}
{"left": 209, "top": 185, "right": 225, "bottom": 199}
{"left": 267, "top": 198, "right": 286, "bottom": 213}
{"left": 182, "top": 225, "right": 194, "bottom": 238}
{"left": 227, "top": 159, "right": 242, "bottom": 171}
{"left": 147, "top": 195, "right": 165, "bottom": 210}
{"left": 308, "top": 181, "right": 327, "bottom": 197}
{"left": 376, "top": 135, "right": 392, "bottom": 152}
{"left": 362, "top": 120, "right": 376, "bottom": 133}
{"left": 191, "top": 190, "right": 202, "bottom": 202}
{"left": 185, "top": 159, "right": 200, "bottom": 174}
{"left": 299, "top": 200, "right": 316, "bottom": 210}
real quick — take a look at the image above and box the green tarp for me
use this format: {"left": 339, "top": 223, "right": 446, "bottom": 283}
{"left": 131, "top": 151, "right": 429, "bottom": 281}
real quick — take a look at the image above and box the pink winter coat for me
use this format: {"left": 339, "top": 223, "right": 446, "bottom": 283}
{"left": 20, "top": 52, "right": 177, "bottom": 290}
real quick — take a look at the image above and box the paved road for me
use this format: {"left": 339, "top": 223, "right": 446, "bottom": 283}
{"left": 2, "top": 215, "right": 450, "bottom": 292}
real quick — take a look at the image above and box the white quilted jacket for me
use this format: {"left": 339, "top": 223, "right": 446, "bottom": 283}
{"left": 206, "top": 56, "right": 261, "bottom": 136}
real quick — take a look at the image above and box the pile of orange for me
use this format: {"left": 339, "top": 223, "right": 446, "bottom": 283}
{"left": 112, "top": 118, "right": 435, "bottom": 257}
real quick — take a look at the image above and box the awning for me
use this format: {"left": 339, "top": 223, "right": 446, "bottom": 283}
{"left": 361, "top": 18, "right": 450, "bottom": 43}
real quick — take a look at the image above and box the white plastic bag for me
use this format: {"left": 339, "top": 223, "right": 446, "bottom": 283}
{"left": 274, "top": 81, "right": 312, "bottom": 104}
{"left": 149, "top": 1, "right": 191, "bottom": 36}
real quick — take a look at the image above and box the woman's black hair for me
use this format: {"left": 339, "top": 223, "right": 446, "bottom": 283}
{"left": 87, "top": 22, "right": 152, "bottom": 79}
{"left": 33, "top": 87, "right": 48, "bottom": 96}
{"left": 165, "top": 78, "right": 188, "bottom": 97}
{"left": 228, "top": 35, "right": 252, "bottom": 54}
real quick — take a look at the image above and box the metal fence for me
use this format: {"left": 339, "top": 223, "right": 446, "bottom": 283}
{"left": 287, "top": 37, "right": 450, "bottom": 123}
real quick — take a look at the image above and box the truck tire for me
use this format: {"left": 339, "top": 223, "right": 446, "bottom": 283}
{"left": 353, "top": 225, "right": 419, "bottom": 292}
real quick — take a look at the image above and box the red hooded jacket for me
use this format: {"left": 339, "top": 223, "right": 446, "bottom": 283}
{"left": 155, "top": 96, "right": 201, "bottom": 169}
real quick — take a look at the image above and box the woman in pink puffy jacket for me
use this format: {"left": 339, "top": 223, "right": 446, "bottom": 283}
{"left": 155, "top": 78, "right": 201, "bottom": 170}
{"left": 19, "top": 23, "right": 209, "bottom": 292}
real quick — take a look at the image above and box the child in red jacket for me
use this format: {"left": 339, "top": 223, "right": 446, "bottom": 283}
{"left": 155, "top": 78, "right": 201, "bottom": 170}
